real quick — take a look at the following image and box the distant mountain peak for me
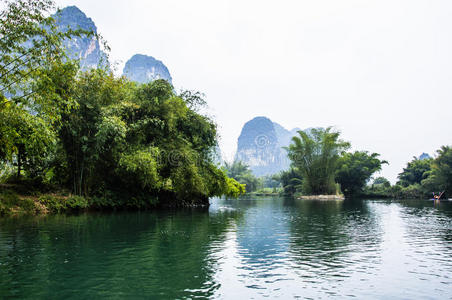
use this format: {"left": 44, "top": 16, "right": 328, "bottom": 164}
{"left": 122, "top": 54, "right": 172, "bottom": 84}
{"left": 57, "top": 6, "right": 91, "bottom": 21}
{"left": 53, "top": 6, "right": 172, "bottom": 81}
{"left": 419, "top": 153, "right": 431, "bottom": 160}
{"left": 60, "top": 5, "right": 84, "bottom": 13}
{"left": 54, "top": 6, "right": 107, "bottom": 70}
{"left": 235, "top": 116, "right": 301, "bottom": 176}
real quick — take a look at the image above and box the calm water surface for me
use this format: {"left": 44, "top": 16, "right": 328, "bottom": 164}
{"left": 0, "top": 197, "right": 451, "bottom": 299}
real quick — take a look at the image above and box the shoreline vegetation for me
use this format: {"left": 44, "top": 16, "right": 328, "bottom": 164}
{"left": 226, "top": 128, "right": 452, "bottom": 202}
{"left": 0, "top": 181, "right": 218, "bottom": 217}
{"left": 0, "top": 0, "right": 245, "bottom": 216}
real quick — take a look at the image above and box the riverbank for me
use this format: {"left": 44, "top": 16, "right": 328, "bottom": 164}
{"left": 0, "top": 182, "right": 215, "bottom": 216}
{"left": 0, "top": 184, "right": 88, "bottom": 216}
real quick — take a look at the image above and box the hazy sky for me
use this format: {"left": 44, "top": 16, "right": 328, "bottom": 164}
{"left": 54, "top": 0, "right": 452, "bottom": 182}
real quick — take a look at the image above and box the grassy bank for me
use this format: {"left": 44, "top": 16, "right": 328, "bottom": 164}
{"left": 0, "top": 184, "right": 89, "bottom": 216}
{"left": 0, "top": 180, "right": 220, "bottom": 216}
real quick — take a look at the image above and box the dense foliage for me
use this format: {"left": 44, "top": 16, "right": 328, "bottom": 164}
{"left": 335, "top": 151, "right": 387, "bottom": 197}
{"left": 1, "top": 68, "right": 245, "bottom": 209}
{"left": 224, "top": 161, "right": 259, "bottom": 193}
{"left": 283, "top": 131, "right": 452, "bottom": 199}
{"left": 363, "top": 149, "right": 452, "bottom": 199}
{"left": 432, "top": 146, "right": 452, "bottom": 194}
{"left": 286, "top": 127, "right": 350, "bottom": 195}
{"left": 58, "top": 73, "right": 244, "bottom": 205}
{"left": 282, "top": 129, "right": 388, "bottom": 197}
{"left": 419, "top": 146, "right": 452, "bottom": 197}
{"left": 397, "top": 156, "right": 432, "bottom": 187}
{"left": 276, "top": 168, "right": 303, "bottom": 196}
{"left": 0, "top": 0, "right": 244, "bottom": 214}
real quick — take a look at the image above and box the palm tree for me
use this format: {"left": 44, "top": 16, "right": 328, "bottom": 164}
{"left": 286, "top": 127, "right": 350, "bottom": 195}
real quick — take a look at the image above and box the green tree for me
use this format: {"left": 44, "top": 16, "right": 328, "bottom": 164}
{"left": 361, "top": 176, "right": 392, "bottom": 198}
{"left": 277, "top": 168, "right": 303, "bottom": 196}
{"left": 224, "top": 160, "right": 258, "bottom": 193}
{"left": 0, "top": 0, "right": 84, "bottom": 177}
{"left": 397, "top": 156, "right": 432, "bottom": 187}
{"left": 286, "top": 127, "right": 350, "bottom": 195}
{"left": 372, "top": 177, "right": 391, "bottom": 188}
{"left": 57, "top": 69, "right": 128, "bottom": 195}
{"left": 335, "top": 151, "right": 388, "bottom": 197}
{"left": 0, "top": 105, "right": 56, "bottom": 177}
{"left": 55, "top": 73, "right": 244, "bottom": 204}
{"left": 422, "top": 146, "right": 452, "bottom": 197}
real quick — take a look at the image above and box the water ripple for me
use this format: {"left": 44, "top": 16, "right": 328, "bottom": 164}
{"left": 0, "top": 199, "right": 451, "bottom": 299}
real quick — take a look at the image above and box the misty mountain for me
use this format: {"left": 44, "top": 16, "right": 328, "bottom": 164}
{"left": 234, "top": 116, "right": 301, "bottom": 176}
{"left": 53, "top": 6, "right": 108, "bottom": 70}
{"left": 54, "top": 6, "right": 172, "bottom": 83}
{"left": 122, "top": 54, "right": 172, "bottom": 84}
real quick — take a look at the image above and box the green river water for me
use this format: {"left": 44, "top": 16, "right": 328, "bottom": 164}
{"left": 0, "top": 197, "right": 451, "bottom": 299}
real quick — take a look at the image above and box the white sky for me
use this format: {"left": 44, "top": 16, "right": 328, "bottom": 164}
{"left": 54, "top": 0, "right": 452, "bottom": 182}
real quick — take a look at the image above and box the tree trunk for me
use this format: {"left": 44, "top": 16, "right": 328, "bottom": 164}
{"left": 17, "top": 146, "right": 22, "bottom": 178}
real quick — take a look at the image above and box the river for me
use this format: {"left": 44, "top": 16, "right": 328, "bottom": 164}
{"left": 0, "top": 197, "right": 451, "bottom": 299}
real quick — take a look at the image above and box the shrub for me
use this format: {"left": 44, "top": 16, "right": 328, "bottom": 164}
{"left": 400, "top": 184, "right": 424, "bottom": 199}
{"left": 66, "top": 196, "right": 89, "bottom": 210}
{"left": 21, "top": 198, "right": 37, "bottom": 212}
{"left": 39, "top": 195, "right": 65, "bottom": 213}
{"left": 38, "top": 195, "right": 88, "bottom": 213}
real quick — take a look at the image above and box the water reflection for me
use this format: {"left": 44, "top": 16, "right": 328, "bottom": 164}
{"left": 288, "top": 199, "right": 383, "bottom": 282}
{"left": 0, "top": 209, "right": 241, "bottom": 299}
{"left": 0, "top": 198, "right": 451, "bottom": 299}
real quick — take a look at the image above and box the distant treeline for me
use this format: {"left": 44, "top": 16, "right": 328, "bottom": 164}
{"left": 363, "top": 149, "right": 452, "bottom": 199}
{"left": 226, "top": 127, "right": 452, "bottom": 199}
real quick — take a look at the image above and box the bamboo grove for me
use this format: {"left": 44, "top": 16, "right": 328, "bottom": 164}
{"left": 0, "top": 0, "right": 244, "bottom": 210}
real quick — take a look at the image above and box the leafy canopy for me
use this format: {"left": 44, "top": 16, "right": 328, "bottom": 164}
{"left": 224, "top": 160, "right": 258, "bottom": 193}
{"left": 421, "top": 146, "right": 452, "bottom": 196}
{"left": 55, "top": 71, "right": 244, "bottom": 204}
{"left": 335, "top": 151, "right": 388, "bottom": 197}
{"left": 397, "top": 156, "right": 432, "bottom": 187}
